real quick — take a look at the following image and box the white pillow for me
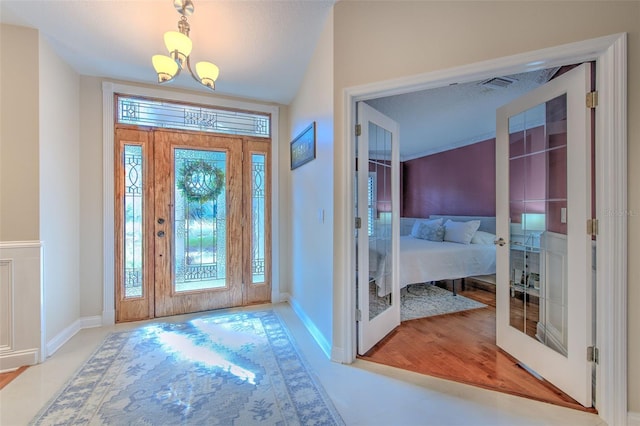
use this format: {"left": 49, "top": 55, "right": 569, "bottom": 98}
{"left": 471, "top": 230, "right": 496, "bottom": 245}
{"left": 444, "top": 219, "right": 481, "bottom": 244}
{"left": 410, "top": 218, "right": 443, "bottom": 238}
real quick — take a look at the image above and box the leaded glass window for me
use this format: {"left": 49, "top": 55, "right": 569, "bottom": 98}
{"left": 252, "top": 154, "right": 266, "bottom": 283}
{"left": 123, "top": 145, "right": 143, "bottom": 298}
{"left": 174, "top": 148, "right": 227, "bottom": 292}
{"left": 117, "top": 96, "right": 270, "bottom": 138}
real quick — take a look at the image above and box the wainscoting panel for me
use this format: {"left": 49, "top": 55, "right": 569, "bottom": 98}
{"left": 0, "top": 242, "right": 43, "bottom": 372}
{"left": 0, "top": 259, "right": 13, "bottom": 352}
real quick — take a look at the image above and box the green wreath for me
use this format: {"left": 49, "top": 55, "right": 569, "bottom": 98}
{"left": 177, "top": 160, "right": 225, "bottom": 203}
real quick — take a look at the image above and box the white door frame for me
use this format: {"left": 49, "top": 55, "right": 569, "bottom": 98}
{"left": 338, "top": 33, "right": 627, "bottom": 425}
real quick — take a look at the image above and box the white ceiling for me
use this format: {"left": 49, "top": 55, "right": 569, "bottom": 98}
{"left": 1, "top": 1, "right": 557, "bottom": 158}
{"left": 0, "top": 0, "right": 334, "bottom": 104}
{"left": 366, "top": 68, "right": 558, "bottom": 160}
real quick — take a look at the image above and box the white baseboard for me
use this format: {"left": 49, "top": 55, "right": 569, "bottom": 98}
{"left": 80, "top": 315, "right": 104, "bottom": 329}
{"left": 102, "top": 309, "right": 115, "bottom": 326}
{"left": 286, "top": 295, "right": 331, "bottom": 359}
{"left": 0, "top": 349, "right": 40, "bottom": 372}
{"left": 46, "top": 314, "right": 104, "bottom": 358}
{"left": 278, "top": 292, "right": 291, "bottom": 303}
{"left": 330, "top": 346, "right": 345, "bottom": 363}
{"left": 629, "top": 411, "right": 640, "bottom": 426}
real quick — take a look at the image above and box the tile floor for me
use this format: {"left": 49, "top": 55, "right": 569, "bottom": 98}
{"left": 0, "top": 303, "right": 605, "bottom": 426}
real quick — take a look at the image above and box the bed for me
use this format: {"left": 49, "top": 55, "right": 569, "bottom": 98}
{"left": 370, "top": 215, "right": 497, "bottom": 297}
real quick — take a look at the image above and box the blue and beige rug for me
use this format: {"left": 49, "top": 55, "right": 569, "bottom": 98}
{"left": 370, "top": 283, "right": 487, "bottom": 321}
{"left": 32, "top": 311, "right": 344, "bottom": 425}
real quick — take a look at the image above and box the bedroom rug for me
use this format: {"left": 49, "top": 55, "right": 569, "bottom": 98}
{"left": 31, "top": 310, "right": 344, "bottom": 426}
{"left": 369, "top": 283, "right": 487, "bottom": 321}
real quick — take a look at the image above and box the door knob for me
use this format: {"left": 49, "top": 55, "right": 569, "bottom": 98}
{"left": 157, "top": 218, "right": 165, "bottom": 224}
{"left": 494, "top": 237, "right": 506, "bottom": 246}
{"left": 157, "top": 231, "right": 165, "bottom": 237}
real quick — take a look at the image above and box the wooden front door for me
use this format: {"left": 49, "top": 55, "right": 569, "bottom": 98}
{"left": 115, "top": 127, "right": 271, "bottom": 322}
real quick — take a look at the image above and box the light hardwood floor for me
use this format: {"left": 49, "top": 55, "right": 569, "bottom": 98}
{"left": 359, "top": 284, "right": 596, "bottom": 413}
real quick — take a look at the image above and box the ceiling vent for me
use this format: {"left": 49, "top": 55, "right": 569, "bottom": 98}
{"left": 480, "top": 76, "right": 517, "bottom": 90}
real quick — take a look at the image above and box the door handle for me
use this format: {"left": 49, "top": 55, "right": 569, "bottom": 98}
{"left": 157, "top": 231, "right": 165, "bottom": 237}
{"left": 494, "top": 237, "right": 506, "bottom": 246}
{"left": 157, "top": 218, "right": 165, "bottom": 224}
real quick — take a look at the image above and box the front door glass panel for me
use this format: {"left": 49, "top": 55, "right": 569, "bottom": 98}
{"left": 123, "top": 144, "right": 144, "bottom": 299}
{"left": 174, "top": 148, "right": 227, "bottom": 292}
{"left": 251, "top": 153, "right": 266, "bottom": 284}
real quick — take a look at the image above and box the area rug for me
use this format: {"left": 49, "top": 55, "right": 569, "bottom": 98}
{"left": 32, "top": 310, "right": 344, "bottom": 426}
{"left": 369, "top": 283, "right": 487, "bottom": 321}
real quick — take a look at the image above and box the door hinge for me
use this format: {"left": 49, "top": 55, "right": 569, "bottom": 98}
{"left": 586, "top": 91, "right": 598, "bottom": 109}
{"left": 587, "top": 346, "right": 599, "bottom": 364}
{"left": 355, "top": 217, "right": 362, "bottom": 229}
{"left": 356, "top": 308, "right": 362, "bottom": 321}
{"left": 587, "top": 218, "right": 599, "bottom": 236}
{"left": 355, "top": 124, "right": 362, "bottom": 136}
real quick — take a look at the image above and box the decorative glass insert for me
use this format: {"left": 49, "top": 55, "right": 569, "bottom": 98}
{"left": 251, "top": 154, "right": 266, "bottom": 284}
{"left": 117, "top": 96, "right": 270, "bottom": 138}
{"left": 174, "top": 149, "right": 227, "bottom": 292}
{"left": 123, "top": 145, "right": 143, "bottom": 298}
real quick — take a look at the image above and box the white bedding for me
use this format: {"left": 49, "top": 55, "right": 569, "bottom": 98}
{"left": 371, "top": 235, "right": 496, "bottom": 296}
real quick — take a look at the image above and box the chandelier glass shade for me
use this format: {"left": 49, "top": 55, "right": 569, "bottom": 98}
{"left": 152, "top": 0, "right": 219, "bottom": 90}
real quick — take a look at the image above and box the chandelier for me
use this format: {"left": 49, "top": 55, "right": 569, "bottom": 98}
{"left": 152, "top": 0, "right": 220, "bottom": 90}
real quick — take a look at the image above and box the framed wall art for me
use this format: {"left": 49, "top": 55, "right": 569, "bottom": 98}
{"left": 290, "top": 122, "right": 316, "bottom": 170}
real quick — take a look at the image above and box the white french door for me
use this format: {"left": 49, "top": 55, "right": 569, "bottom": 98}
{"left": 356, "top": 102, "right": 400, "bottom": 355}
{"left": 495, "top": 63, "right": 594, "bottom": 406}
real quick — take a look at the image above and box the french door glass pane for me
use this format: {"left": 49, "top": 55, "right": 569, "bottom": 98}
{"left": 368, "top": 122, "right": 393, "bottom": 320}
{"left": 508, "top": 94, "right": 568, "bottom": 356}
{"left": 174, "top": 149, "right": 227, "bottom": 292}
{"left": 251, "top": 154, "right": 266, "bottom": 284}
{"left": 123, "top": 145, "right": 143, "bottom": 299}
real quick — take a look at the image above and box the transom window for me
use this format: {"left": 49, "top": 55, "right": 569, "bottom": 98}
{"left": 117, "top": 95, "right": 270, "bottom": 138}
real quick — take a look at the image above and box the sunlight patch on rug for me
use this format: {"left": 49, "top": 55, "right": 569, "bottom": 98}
{"left": 32, "top": 311, "right": 344, "bottom": 425}
{"left": 370, "top": 283, "right": 487, "bottom": 321}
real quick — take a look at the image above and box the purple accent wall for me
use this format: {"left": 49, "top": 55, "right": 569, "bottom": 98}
{"left": 402, "top": 139, "right": 496, "bottom": 218}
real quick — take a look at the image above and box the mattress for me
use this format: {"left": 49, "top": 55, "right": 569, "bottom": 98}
{"left": 371, "top": 235, "right": 496, "bottom": 296}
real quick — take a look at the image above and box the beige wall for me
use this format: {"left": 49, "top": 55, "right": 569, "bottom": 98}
{"left": 0, "top": 25, "right": 40, "bottom": 241}
{"left": 287, "top": 10, "right": 335, "bottom": 350}
{"left": 332, "top": 0, "right": 639, "bottom": 412}
{"left": 38, "top": 36, "right": 81, "bottom": 340}
{"left": 78, "top": 76, "right": 104, "bottom": 317}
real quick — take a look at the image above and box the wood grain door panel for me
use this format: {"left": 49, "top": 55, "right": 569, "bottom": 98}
{"left": 153, "top": 130, "right": 243, "bottom": 317}
{"left": 115, "top": 127, "right": 155, "bottom": 322}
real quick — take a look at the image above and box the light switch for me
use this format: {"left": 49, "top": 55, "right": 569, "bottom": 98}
{"left": 561, "top": 207, "right": 567, "bottom": 224}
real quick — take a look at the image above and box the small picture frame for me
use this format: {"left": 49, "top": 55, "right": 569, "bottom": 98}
{"left": 290, "top": 122, "right": 316, "bottom": 170}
